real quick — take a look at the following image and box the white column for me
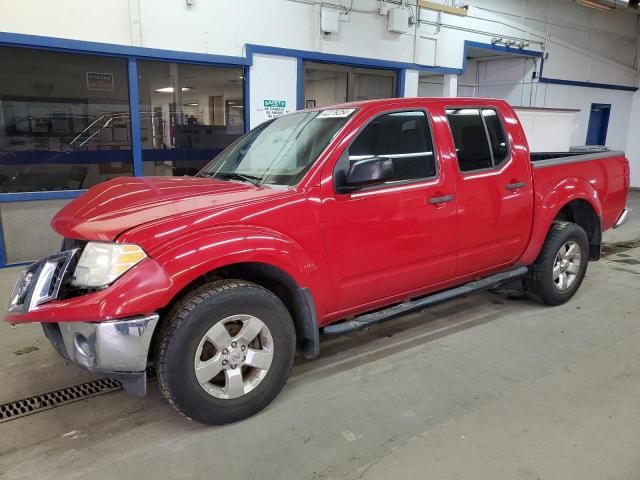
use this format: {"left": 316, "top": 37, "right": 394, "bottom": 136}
{"left": 249, "top": 54, "right": 297, "bottom": 129}
{"left": 402, "top": 70, "right": 419, "bottom": 97}
{"left": 443, "top": 74, "right": 458, "bottom": 97}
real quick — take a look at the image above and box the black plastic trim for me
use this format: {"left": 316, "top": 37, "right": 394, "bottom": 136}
{"left": 324, "top": 266, "right": 529, "bottom": 336}
{"left": 297, "top": 287, "right": 320, "bottom": 359}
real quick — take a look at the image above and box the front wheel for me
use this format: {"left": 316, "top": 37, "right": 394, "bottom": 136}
{"left": 156, "top": 280, "right": 296, "bottom": 425}
{"left": 525, "top": 222, "right": 589, "bottom": 306}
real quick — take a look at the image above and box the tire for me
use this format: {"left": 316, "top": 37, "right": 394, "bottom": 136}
{"left": 156, "top": 280, "right": 296, "bottom": 425}
{"left": 525, "top": 221, "right": 589, "bottom": 306}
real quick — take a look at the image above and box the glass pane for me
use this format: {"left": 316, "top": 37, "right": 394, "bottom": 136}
{"left": 482, "top": 109, "right": 509, "bottom": 166}
{"left": 352, "top": 73, "right": 395, "bottom": 101}
{"left": 348, "top": 111, "right": 436, "bottom": 182}
{"left": 303, "top": 65, "right": 348, "bottom": 108}
{"left": 201, "top": 109, "right": 354, "bottom": 187}
{"left": 0, "top": 46, "right": 132, "bottom": 193}
{"left": 303, "top": 62, "right": 397, "bottom": 108}
{"left": 446, "top": 108, "right": 493, "bottom": 172}
{"left": 137, "top": 61, "right": 245, "bottom": 176}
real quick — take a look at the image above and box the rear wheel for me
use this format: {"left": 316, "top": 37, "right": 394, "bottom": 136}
{"left": 156, "top": 280, "right": 296, "bottom": 425}
{"left": 526, "top": 222, "right": 589, "bottom": 306}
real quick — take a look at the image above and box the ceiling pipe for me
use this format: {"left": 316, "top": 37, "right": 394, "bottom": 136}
{"left": 575, "top": 0, "right": 640, "bottom": 13}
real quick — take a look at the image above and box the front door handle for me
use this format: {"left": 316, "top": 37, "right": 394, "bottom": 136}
{"left": 506, "top": 181, "right": 525, "bottom": 190}
{"left": 428, "top": 194, "right": 454, "bottom": 205}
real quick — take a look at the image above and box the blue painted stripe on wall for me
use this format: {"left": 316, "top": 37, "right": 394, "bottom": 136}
{"left": 0, "top": 190, "right": 85, "bottom": 202}
{"left": 0, "top": 220, "right": 6, "bottom": 266}
{"left": 243, "top": 65, "right": 251, "bottom": 130}
{"left": 245, "top": 43, "right": 463, "bottom": 75}
{"left": 539, "top": 76, "right": 638, "bottom": 92}
{"left": 537, "top": 58, "right": 637, "bottom": 92}
{"left": 0, "top": 31, "right": 248, "bottom": 66}
{"left": 296, "top": 58, "right": 305, "bottom": 110}
{"left": 463, "top": 40, "right": 543, "bottom": 58}
{"left": 127, "top": 58, "right": 144, "bottom": 176}
{"left": 397, "top": 69, "right": 406, "bottom": 97}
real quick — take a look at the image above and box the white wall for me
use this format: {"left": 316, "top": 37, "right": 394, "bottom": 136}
{"left": 515, "top": 109, "right": 575, "bottom": 152}
{"left": 451, "top": 55, "right": 635, "bottom": 152}
{"left": 249, "top": 54, "right": 298, "bottom": 129}
{"left": 0, "top": 0, "right": 639, "bottom": 184}
{"left": 1, "top": 0, "right": 635, "bottom": 84}
{"left": 403, "top": 70, "right": 419, "bottom": 97}
{"left": 625, "top": 92, "right": 640, "bottom": 188}
{"left": 538, "top": 83, "right": 633, "bottom": 151}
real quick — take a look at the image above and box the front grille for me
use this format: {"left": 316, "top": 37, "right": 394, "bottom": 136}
{"left": 61, "top": 238, "right": 87, "bottom": 252}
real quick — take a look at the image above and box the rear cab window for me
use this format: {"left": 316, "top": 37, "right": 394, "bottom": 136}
{"left": 445, "top": 108, "right": 509, "bottom": 172}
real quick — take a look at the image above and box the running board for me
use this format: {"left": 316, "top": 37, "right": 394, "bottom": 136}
{"left": 323, "top": 266, "right": 529, "bottom": 336}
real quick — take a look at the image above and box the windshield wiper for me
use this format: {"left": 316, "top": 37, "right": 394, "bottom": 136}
{"left": 199, "top": 171, "right": 263, "bottom": 187}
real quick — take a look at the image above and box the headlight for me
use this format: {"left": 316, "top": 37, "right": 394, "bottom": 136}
{"left": 72, "top": 242, "right": 147, "bottom": 288}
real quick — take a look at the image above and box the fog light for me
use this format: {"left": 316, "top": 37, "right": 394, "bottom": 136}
{"left": 73, "top": 334, "right": 94, "bottom": 359}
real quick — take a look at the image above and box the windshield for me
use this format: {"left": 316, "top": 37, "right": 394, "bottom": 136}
{"left": 198, "top": 109, "right": 356, "bottom": 187}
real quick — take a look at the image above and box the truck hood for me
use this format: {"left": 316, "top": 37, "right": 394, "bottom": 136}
{"left": 52, "top": 176, "right": 284, "bottom": 241}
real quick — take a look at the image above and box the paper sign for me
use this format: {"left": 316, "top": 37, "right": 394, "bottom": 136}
{"left": 263, "top": 99, "right": 287, "bottom": 120}
{"left": 86, "top": 72, "right": 114, "bottom": 91}
{"left": 317, "top": 108, "right": 356, "bottom": 119}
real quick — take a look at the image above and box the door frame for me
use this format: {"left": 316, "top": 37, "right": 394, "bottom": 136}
{"left": 585, "top": 103, "right": 611, "bottom": 146}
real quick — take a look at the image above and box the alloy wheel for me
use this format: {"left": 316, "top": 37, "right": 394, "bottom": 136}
{"left": 552, "top": 240, "right": 582, "bottom": 291}
{"left": 194, "top": 314, "right": 274, "bottom": 399}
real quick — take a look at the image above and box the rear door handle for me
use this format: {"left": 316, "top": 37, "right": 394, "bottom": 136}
{"left": 428, "top": 194, "right": 454, "bottom": 205}
{"left": 506, "top": 182, "right": 525, "bottom": 190}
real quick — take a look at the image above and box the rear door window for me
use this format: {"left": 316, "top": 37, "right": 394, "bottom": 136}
{"left": 446, "top": 108, "right": 509, "bottom": 172}
{"left": 482, "top": 109, "right": 509, "bottom": 166}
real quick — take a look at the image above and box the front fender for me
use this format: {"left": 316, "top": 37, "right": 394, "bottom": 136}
{"left": 152, "top": 225, "right": 324, "bottom": 306}
{"left": 519, "top": 177, "right": 602, "bottom": 265}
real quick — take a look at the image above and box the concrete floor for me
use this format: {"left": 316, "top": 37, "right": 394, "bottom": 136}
{"left": 0, "top": 191, "right": 638, "bottom": 480}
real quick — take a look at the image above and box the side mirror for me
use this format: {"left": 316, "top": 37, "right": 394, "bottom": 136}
{"left": 338, "top": 157, "right": 393, "bottom": 193}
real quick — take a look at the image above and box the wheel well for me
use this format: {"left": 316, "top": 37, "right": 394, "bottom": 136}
{"left": 553, "top": 200, "right": 601, "bottom": 260}
{"left": 152, "top": 262, "right": 319, "bottom": 362}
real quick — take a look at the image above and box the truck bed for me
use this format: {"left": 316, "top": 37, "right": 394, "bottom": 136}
{"left": 530, "top": 149, "right": 621, "bottom": 167}
{"left": 530, "top": 149, "right": 629, "bottom": 233}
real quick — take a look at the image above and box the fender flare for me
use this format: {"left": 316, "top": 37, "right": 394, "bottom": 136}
{"left": 519, "top": 177, "right": 602, "bottom": 265}
{"left": 151, "top": 225, "right": 323, "bottom": 357}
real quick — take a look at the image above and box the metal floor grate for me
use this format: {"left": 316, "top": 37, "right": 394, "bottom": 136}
{"left": 0, "top": 378, "right": 122, "bottom": 423}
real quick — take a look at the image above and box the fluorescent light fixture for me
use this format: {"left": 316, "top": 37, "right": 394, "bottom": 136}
{"left": 184, "top": 102, "right": 198, "bottom": 106}
{"left": 574, "top": 0, "right": 614, "bottom": 13}
{"left": 154, "top": 86, "right": 193, "bottom": 93}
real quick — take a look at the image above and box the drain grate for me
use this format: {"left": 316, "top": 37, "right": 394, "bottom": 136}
{"left": 0, "top": 377, "right": 122, "bottom": 423}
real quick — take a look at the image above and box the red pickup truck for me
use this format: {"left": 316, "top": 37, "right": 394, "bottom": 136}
{"left": 6, "top": 98, "right": 630, "bottom": 424}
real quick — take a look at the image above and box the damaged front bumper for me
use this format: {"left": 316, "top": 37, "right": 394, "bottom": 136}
{"left": 7, "top": 249, "right": 159, "bottom": 395}
{"left": 41, "top": 315, "right": 159, "bottom": 395}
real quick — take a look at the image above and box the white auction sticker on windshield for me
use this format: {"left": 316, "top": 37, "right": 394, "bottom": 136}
{"left": 317, "top": 108, "right": 356, "bottom": 119}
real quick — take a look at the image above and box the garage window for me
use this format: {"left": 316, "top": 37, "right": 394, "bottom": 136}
{"left": 136, "top": 61, "right": 245, "bottom": 177}
{"left": 0, "top": 46, "right": 133, "bottom": 193}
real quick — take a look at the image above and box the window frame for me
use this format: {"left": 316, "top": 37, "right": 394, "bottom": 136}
{"left": 332, "top": 107, "right": 440, "bottom": 195}
{"left": 444, "top": 106, "right": 511, "bottom": 175}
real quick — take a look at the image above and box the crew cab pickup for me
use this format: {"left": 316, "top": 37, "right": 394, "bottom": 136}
{"left": 5, "top": 98, "right": 630, "bottom": 425}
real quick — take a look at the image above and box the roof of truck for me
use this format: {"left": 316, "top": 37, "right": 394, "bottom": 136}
{"left": 302, "top": 96, "right": 510, "bottom": 113}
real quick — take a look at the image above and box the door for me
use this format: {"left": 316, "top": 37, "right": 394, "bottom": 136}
{"left": 445, "top": 107, "right": 533, "bottom": 276}
{"left": 303, "top": 62, "right": 397, "bottom": 108}
{"left": 585, "top": 103, "right": 611, "bottom": 146}
{"left": 322, "top": 108, "right": 458, "bottom": 312}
